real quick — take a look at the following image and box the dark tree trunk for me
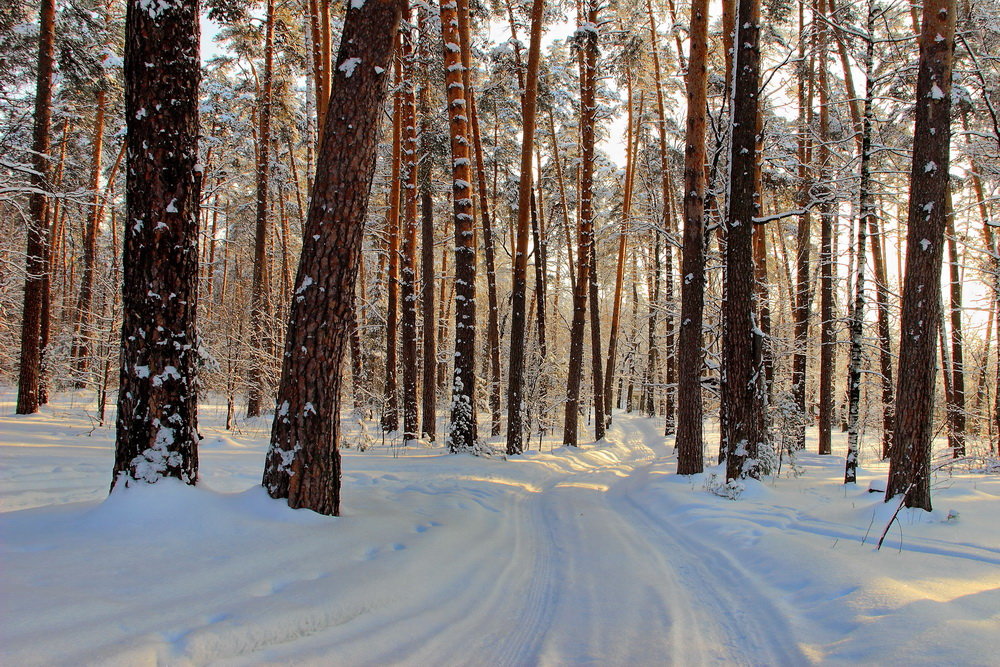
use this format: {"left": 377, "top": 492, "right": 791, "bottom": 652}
{"left": 16, "top": 0, "right": 56, "bottom": 415}
{"left": 885, "top": 0, "right": 956, "bottom": 511}
{"left": 505, "top": 0, "right": 544, "bottom": 455}
{"left": 817, "top": 0, "right": 834, "bottom": 457}
{"left": 72, "top": 87, "right": 108, "bottom": 387}
{"left": 562, "top": 0, "right": 599, "bottom": 447}
{"left": 440, "top": 0, "right": 478, "bottom": 453}
{"left": 113, "top": 0, "right": 202, "bottom": 487}
{"left": 418, "top": 19, "right": 437, "bottom": 441}
{"left": 263, "top": 0, "right": 404, "bottom": 515}
{"left": 791, "top": 0, "right": 814, "bottom": 450}
{"left": 945, "top": 193, "right": 966, "bottom": 457}
{"left": 675, "top": 0, "right": 710, "bottom": 475}
{"left": 846, "top": 0, "right": 876, "bottom": 485}
{"left": 400, "top": 20, "right": 419, "bottom": 444}
{"left": 382, "top": 52, "right": 402, "bottom": 432}
{"left": 722, "top": 0, "right": 766, "bottom": 482}
{"left": 247, "top": 0, "right": 276, "bottom": 419}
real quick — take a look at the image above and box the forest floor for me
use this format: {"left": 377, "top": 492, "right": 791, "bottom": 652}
{"left": 1, "top": 389, "right": 999, "bottom": 665}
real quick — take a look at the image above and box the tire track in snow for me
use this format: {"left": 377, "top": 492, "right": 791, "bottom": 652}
{"left": 610, "top": 464, "right": 810, "bottom": 666}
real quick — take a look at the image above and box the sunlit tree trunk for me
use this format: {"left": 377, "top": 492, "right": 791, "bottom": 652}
{"left": 506, "top": 0, "right": 545, "bottom": 455}
{"left": 722, "top": 0, "right": 765, "bottom": 481}
{"left": 16, "top": 0, "right": 56, "bottom": 415}
{"left": 263, "top": 0, "right": 404, "bottom": 515}
{"left": 885, "top": 0, "right": 956, "bottom": 511}
{"left": 247, "top": 0, "right": 276, "bottom": 418}
{"left": 440, "top": 0, "right": 478, "bottom": 452}
{"left": 675, "top": 0, "right": 710, "bottom": 474}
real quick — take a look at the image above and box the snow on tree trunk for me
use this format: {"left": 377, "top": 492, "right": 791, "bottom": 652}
{"left": 885, "top": 0, "right": 957, "bottom": 511}
{"left": 113, "top": 0, "right": 202, "bottom": 487}
{"left": 262, "top": 0, "right": 405, "bottom": 515}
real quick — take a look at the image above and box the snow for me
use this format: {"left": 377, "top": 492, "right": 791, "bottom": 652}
{"left": 1, "top": 390, "right": 998, "bottom": 664}
{"left": 338, "top": 58, "right": 362, "bottom": 78}
{"left": 930, "top": 83, "right": 945, "bottom": 100}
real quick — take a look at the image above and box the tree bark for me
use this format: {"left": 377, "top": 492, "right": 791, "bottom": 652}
{"left": 885, "top": 0, "right": 956, "bottom": 511}
{"left": 440, "top": 0, "right": 478, "bottom": 452}
{"left": 382, "top": 51, "right": 403, "bottom": 432}
{"left": 16, "top": 0, "right": 56, "bottom": 415}
{"left": 722, "top": 0, "right": 766, "bottom": 481}
{"left": 113, "top": 0, "right": 202, "bottom": 487}
{"left": 562, "top": 1, "right": 599, "bottom": 447}
{"left": 400, "top": 18, "right": 420, "bottom": 444}
{"left": 263, "top": 0, "right": 404, "bottom": 515}
{"left": 675, "top": 0, "right": 710, "bottom": 474}
{"left": 506, "top": 0, "right": 545, "bottom": 455}
{"left": 247, "top": 0, "right": 276, "bottom": 418}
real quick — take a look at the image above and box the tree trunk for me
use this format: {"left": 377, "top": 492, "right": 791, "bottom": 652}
{"left": 263, "top": 0, "right": 404, "bottom": 515}
{"left": 675, "top": 0, "right": 710, "bottom": 474}
{"left": 16, "top": 0, "right": 56, "bottom": 415}
{"left": 791, "top": 0, "right": 814, "bottom": 450}
{"left": 113, "top": 0, "right": 202, "bottom": 486}
{"left": 845, "top": 0, "right": 876, "bottom": 485}
{"left": 247, "top": 0, "right": 276, "bottom": 418}
{"left": 72, "top": 86, "right": 108, "bottom": 387}
{"left": 562, "top": 1, "right": 599, "bottom": 447}
{"left": 945, "top": 189, "right": 965, "bottom": 457}
{"left": 817, "top": 0, "right": 834, "bottom": 456}
{"left": 885, "top": 0, "right": 956, "bottom": 511}
{"left": 382, "top": 51, "right": 402, "bottom": 432}
{"left": 440, "top": 0, "right": 478, "bottom": 453}
{"left": 722, "top": 0, "right": 765, "bottom": 481}
{"left": 399, "top": 19, "right": 420, "bottom": 444}
{"left": 505, "top": 0, "right": 545, "bottom": 455}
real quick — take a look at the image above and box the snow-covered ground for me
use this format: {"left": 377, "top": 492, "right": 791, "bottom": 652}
{"left": 2, "top": 389, "right": 998, "bottom": 665}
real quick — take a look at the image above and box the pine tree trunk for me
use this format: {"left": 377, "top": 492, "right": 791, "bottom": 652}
{"left": 562, "top": 1, "right": 599, "bottom": 447}
{"left": 16, "top": 0, "right": 56, "bottom": 415}
{"left": 817, "top": 0, "right": 834, "bottom": 456}
{"left": 791, "top": 0, "right": 814, "bottom": 450}
{"left": 603, "top": 74, "right": 636, "bottom": 430}
{"left": 247, "top": 0, "right": 276, "bottom": 418}
{"left": 440, "top": 0, "right": 478, "bottom": 453}
{"left": 722, "top": 0, "right": 765, "bottom": 481}
{"left": 505, "top": 0, "right": 545, "bottom": 455}
{"left": 72, "top": 87, "right": 108, "bottom": 387}
{"left": 458, "top": 0, "right": 502, "bottom": 438}
{"left": 675, "top": 0, "right": 710, "bottom": 474}
{"left": 885, "top": 0, "right": 956, "bottom": 511}
{"left": 845, "top": 1, "right": 876, "bottom": 484}
{"left": 113, "top": 0, "right": 202, "bottom": 487}
{"left": 382, "top": 52, "right": 402, "bottom": 432}
{"left": 945, "top": 191, "right": 966, "bottom": 457}
{"left": 263, "top": 0, "right": 404, "bottom": 515}
{"left": 400, "top": 20, "right": 420, "bottom": 444}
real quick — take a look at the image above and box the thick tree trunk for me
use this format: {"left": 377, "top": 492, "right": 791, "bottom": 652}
{"left": 113, "top": 0, "right": 202, "bottom": 487}
{"left": 722, "top": 0, "right": 766, "bottom": 482}
{"left": 885, "top": 0, "right": 956, "bottom": 511}
{"left": 675, "top": 0, "right": 710, "bottom": 474}
{"left": 458, "top": 0, "right": 503, "bottom": 438}
{"left": 16, "top": 0, "right": 56, "bottom": 415}
{"left": 440, "top": 0, "right": 478, "bottom": 453}
{"left": 263, "top": 0, "right": 404, "bottom": 515}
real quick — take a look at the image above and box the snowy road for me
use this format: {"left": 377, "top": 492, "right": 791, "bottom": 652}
{"left": 2, "top": 394, "right": 999, "bottom": 665}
